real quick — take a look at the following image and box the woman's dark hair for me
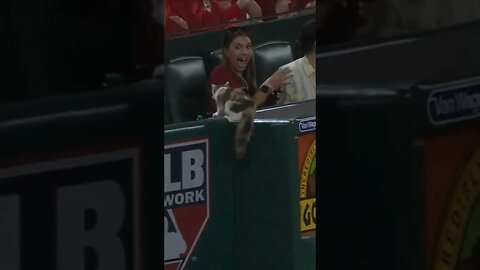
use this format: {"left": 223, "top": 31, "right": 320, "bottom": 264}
{"left": 293, "top": 20, "right": 316, "bottom": 59}
{"left": 222, "top": 26, "right": 258, "bottom": 96}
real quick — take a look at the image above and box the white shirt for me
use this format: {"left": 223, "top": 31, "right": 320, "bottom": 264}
{"left": 277, "top": 56, "right": 316, "bottom": 105}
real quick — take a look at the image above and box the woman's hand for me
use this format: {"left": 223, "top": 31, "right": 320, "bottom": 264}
{"left": 253, "top": 67, "right": 292, "bottom": 107}
{"left": 265, "top": 67, "right": 293, "bottom": 91}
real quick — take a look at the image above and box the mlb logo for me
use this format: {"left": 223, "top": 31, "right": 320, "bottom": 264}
{"left": 164, "top": 139, "right": 210, "bottom": 270}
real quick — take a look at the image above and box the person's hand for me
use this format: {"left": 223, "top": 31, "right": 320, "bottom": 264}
{"left": 305, "top": 1, "right": 316, "bottom": 8}
{"left": 246, "top": 0, "right": 262, "bottom": 17}
{"left": 237, "top": 0, "right": 262, "bottom": 18}
{"left": 169, "top": 16, "right": 189, "bottom": 30}
{"left": 265, "top": 67, "right": 293, "bottom": 91}
{"left": 275, "top": 0, "right": 291, "bottom": 14}
{"left": 237, "top": 0, "right": 251, "bottom": 10}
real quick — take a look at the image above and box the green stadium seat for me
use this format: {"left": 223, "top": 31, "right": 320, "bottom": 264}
{"left": 253, "top": 41, "right": 293, "bottom": 84}
{"left": 165, "top": 56, "right": 209, "bottom": 123}
{"left": 164, "top": 93, "right": 173, "bottom": 125}
{"left": 207, "top": 48, "right": 224, "bottom": 74}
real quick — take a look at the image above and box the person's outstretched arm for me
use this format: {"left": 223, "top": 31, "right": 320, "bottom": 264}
{"left": 254, "top": 67, "right": 292, "bottom": 106}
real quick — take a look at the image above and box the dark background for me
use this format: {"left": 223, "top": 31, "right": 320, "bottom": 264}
{"left": 0, "top": 0, "right": 163, "bottom": 104}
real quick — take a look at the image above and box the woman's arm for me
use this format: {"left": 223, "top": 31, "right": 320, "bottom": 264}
{"left": 254, "top": 67, "right": 292, "bottom": 106}
{"left": 237, "top": 0, "right": 263, "bottom": 18}
{"left": 253, "top": 86, "right": 271, "bottom": 107}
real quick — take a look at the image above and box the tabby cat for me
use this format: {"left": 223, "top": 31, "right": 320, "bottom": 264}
{"left": 211, "top": 83, "right": 256, "bottom": 160}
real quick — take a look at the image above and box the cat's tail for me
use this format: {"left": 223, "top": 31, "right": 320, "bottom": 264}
{"left": 235, "top": 109, "right": 255, "bottom": 160}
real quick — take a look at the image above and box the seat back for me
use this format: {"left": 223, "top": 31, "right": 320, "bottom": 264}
{"left": 207, "top": 48, "right": 223, "bottom": 73}
{"left": 253, "top": 41, "right": 293, "bottom": 84}
{"left": 164, "top": 90, "right": 173, "bottom": 125}
{"left": 165, "top": 56, "right": 208, "bottom": 123}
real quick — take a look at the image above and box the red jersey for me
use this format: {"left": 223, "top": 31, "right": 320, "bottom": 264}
{"left": 165, "top": 0, "right": 201, "bottom": 29}
{"left": 164, "top": 1, "right": 191, "bottom": 36}
{"left": 256, "top": 0, "right": 277, "bottom": 18}
{"left": 210, "top": 0, "right": 247, "bottom": 22}
{"left": 197, "top": 1, "right": 247, "bottom": 32}
{"left": 165, "top": 0, "right": 246, "bottom": 35}
{"left": 289, "top": 0, "right": 313, "bottom": 11}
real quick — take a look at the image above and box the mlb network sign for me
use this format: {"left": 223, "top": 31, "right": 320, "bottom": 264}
{"left": 0, "top": 148, "right": 141, "bottom": 270}
{"left": 164, "top": 139, "right": 209, "bottom": 270}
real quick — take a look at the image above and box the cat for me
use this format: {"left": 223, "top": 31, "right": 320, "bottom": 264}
{"left": 211, "top": 82, "right": 256, "bottom": 160}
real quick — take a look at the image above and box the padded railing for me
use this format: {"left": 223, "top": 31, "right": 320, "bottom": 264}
{"left": 0, "top": 80, "right": 164, "bottom": 270}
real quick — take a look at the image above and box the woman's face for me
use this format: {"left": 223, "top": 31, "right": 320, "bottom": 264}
{"left": 224, "top": 35, "right": 253, "bottom": 75}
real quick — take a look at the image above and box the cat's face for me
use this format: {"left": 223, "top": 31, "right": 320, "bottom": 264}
{"left": 211, "top": 83, "right": 246, "bottom": 94}
{"left": 224, "top": 35, "right": 253, "bottom": 75}
{"left": 211, "top": 82, "right": 230, "bottom": 94}
{"left": 211, "top": 82, "right": 248, "bottom": 102}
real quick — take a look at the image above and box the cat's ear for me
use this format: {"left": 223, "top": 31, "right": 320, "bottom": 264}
{"left": 211, "top": 84, "right": 219, "bottom": 95}
{"left": 225, "top": 81, "right": 229, "bottom": 87}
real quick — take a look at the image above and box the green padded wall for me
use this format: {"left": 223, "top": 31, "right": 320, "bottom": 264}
{"left": 164, "top": 116, "right": 316, "bottom": 270}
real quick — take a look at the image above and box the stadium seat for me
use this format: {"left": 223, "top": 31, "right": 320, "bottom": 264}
{"left": 253, "top": 41, "right": 293, "bottom": 84}
{"left": 207, "top": 48, "right": 224, "bottom": 74}
{"left": 210, "top": 48, "right": 223, "bottom": 64}
{"left": 165, "top": 56, "right": 209, "bottom": 123}
{"left": 164, "top": 90, "right": 173, "bottom": 125}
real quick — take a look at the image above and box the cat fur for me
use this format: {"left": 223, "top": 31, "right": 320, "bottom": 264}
{"left": 211, "top": 83, "right": 256, "bottom": 159}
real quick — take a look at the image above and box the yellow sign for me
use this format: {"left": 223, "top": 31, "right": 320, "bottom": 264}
{"left": 300, "top": 198, "right": 316, "bottom": 232}
{"left": 434, "top": 148, "right": 480, "bottom": 270}
{"left": 300, "top": 139, "right": 316, "bottom": 198}
{"left": 298, "top": 133, "right": 316, "bottom": 233}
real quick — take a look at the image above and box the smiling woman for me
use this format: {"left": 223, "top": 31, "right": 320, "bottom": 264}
{"left": 207, "top": 26, "right": 293, "bottom": 114}
{"left": 210, "top": 27, "right": 257, "bottom": 95}
{"left": 224, "top": 35, "right": 253, "bottom": 76}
